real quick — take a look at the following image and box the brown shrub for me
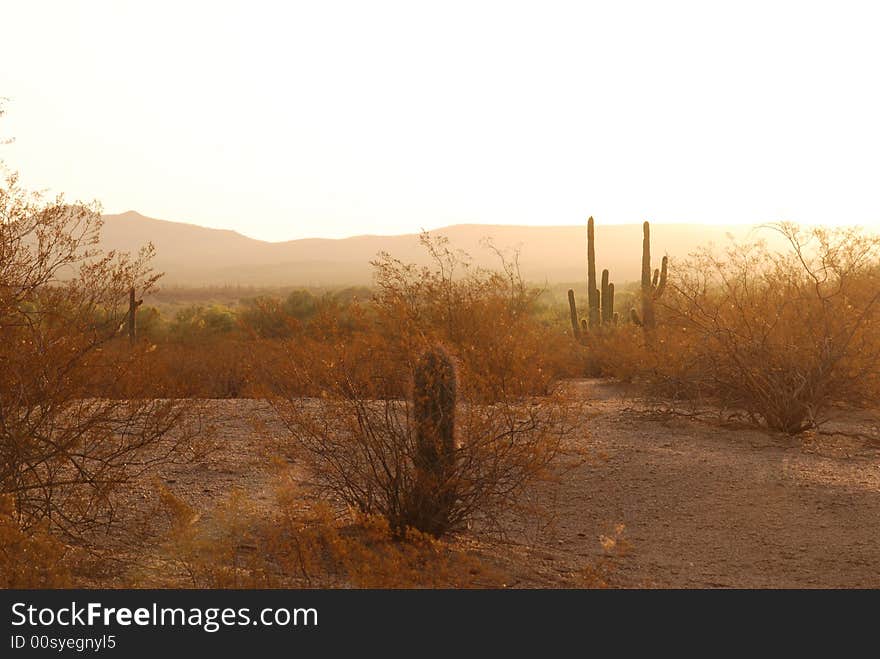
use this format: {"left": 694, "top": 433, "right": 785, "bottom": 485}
{"left": 120, "top": 339, "right": 257, "bottom": 399}
{"left": 264, "top": 338, "right": 582, "bottom": 538}
{"left": 0, "top": 494, "right": 72, "bottom": 587}
{"left": 579, "top": 324, "right": 651, "bottom": 383}
{"left": 0, "top": 169, "right": 200, "bottom": 541}
{"left": 251, "top": 235, "right": 585, "bottom": 538}
{"left": 370, "top": 233, "right": 583, "bottom": 401}
{"left": 155, "top": 479, "right": 499, "bottom": 588}
{"left": 625, "top": 224, "right": 880, "bottom": 432}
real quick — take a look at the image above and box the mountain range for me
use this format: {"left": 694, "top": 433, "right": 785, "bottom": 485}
{"left": 99, "top": 211, "right": 782, "bottom": 287}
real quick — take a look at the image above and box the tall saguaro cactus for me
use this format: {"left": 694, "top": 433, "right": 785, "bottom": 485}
{"left": 587, "top": 216, "right": 600, "bottom": 328}
{"left": 410, "top": 345, "right": 458, "bottom": 536}
{"left": 632, "top": 221, "right": 667, "bottom": 329}
{"left": 568, "top": 216, "right": 617, "bottom": 340}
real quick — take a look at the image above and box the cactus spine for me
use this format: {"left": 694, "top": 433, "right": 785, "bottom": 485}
{"left": 411, "top": 345, "right": 458, "bottom": 536}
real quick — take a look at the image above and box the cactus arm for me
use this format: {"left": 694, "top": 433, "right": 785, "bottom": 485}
{"left": 641, "top": 221, "right": 652, "bottom": 291}
{"left": 654, "top": 256, "right": 668, "bottom": 298}
{"left": 600, "top": 269, "right": 610, "bottom": 324}
{"left": 608, "top": 282, "right": 615, "bottom": 323}
{"left": 567, "top": 289, "right": 581, "bottom": 340}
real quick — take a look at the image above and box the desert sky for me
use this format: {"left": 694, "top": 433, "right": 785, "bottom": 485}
{"left": 1, "top": 1, "right": 879, "bottom": 240}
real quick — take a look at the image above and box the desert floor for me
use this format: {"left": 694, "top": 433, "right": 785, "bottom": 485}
{"left": 103, "top": 380, "right": 880, "bottom": 588}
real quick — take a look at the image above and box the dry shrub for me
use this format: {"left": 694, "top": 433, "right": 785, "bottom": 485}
{"left": 0, "top": 167, "right": 197, "bottom": 542}
{"left": 155, "top": 479, "right": 498, "bottom": 588}
{"left": 268, "top": 481, "right": 496, "bottom": 588}
{"left": 118, "top": 339, "right": 257, "bottom": 398}
{"left": 641, "top": 224, "right": 880, "bottom": 432}
{"left": 0, "top": 494, "right": 71, "bottom": 587}
{"left": 254, "top": 235, "right": 584, "bottom": 538}
{"left": 264, "top": 339, "right": 582, "bottom": 538}
{"left": 579, "top": 324, "right": 651, "bottom": 382}
{"left": 96, "top": 233, "right": 581, "bottom": 402}
{"left": 371, "top": 233, "right": 581, "bottom": 401}
{"left": 154, "top": 485, "right": 267, "bottom": 588}
{"left": 238, "top": 295, "right": 301, "bottom": 339}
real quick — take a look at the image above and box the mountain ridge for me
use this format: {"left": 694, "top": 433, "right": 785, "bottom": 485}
{"left": 99, "top": 211, "right": 775, "bottom": 286}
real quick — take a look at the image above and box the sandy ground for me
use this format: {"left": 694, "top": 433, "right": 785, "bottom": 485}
{"left": 108, "top": 381, "right": 880, "bottom": 588}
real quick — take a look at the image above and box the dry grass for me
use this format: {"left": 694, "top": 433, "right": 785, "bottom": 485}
{"left": 0, "top": 494, "right": 72, "bottom": 587}
{"left": 150, "top": 477, "right": 502, "bottom": 589}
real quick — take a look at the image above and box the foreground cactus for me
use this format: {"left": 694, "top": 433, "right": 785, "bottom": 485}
{"left": 409, "top": 345, "right": 458, "bottom": 536}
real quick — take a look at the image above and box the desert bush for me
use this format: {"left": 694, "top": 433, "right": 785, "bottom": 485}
{"left": 154, "top": 485, "right": 265, "bottom": 588}
{"left": 0, "top": 165, "right": 195, "bottom": 540}
{"left": 265, "top": 339, "right": 581, "bottom": 538}
{"left": 579, "top": 323, "right": 652, "bottom": 382}
{"left": 93, "top": 234, "right": 581, "bottom": 401}
{"left": 283, "top": 289, "right": 318, "bottom": 320}
{"left": 0, "top": 494, "right": 72, "bottom": 587}
{"left": 105, "top": 339, "right": 256, "bottom": 399}
{"left": 371, "top": 233, "right": 583, "bottom": 401}
{"left": 646, "top": 224, "right": 880, "bottom": 432}
{"left": 135, "top": 304, "right": 164, "bottom": 340}
{"left": 239, "top": 296, "right": 298, "bottom": 338}
{"left": 155, "top": 480, "right": 497, "bottom": 588}
{"left": 253, "top": 235, "right": 584, "bottom": 538}
{"left": 169, "top": 304, "right": 238, "bottom": 339}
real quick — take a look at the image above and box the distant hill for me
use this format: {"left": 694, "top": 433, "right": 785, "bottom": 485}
{"left": 99, "top": 211, "right": 782, "bottom": 286}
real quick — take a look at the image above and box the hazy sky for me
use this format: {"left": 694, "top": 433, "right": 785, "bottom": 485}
{"left": 2, "top": 1, "right": 879, "bottom": 241}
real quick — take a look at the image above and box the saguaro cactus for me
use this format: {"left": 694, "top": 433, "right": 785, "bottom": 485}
{"left": 128, "top": 287, "right": 143, "bottom": 345}
{"left": 411, "top": 345, "right": 458, "bottom": 536}
{"left": 631, "top": 221, "right": 667, "bottom": 329}
{"left": 587, "top": 217, "right": 600, "bottom": 328}
{"left": 570, "top": 217, "right": 616, "bottom": 340}
{"left": 600, "top": 269, "right": 615, "bottom": 325}
{"left": 567, "top": 289, "right": 581, "bottom": 341}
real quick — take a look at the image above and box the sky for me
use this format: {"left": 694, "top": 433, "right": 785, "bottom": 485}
{"left": 1, "top": 1, "right": 879, "bottom": 241}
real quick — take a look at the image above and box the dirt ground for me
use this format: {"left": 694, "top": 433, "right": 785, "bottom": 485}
{"left": 109, "top": 380, "right": 880, "bottom": 588}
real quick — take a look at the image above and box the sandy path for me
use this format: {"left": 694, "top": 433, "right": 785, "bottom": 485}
{"left": 120, "top": 385, "right": 880, "bottom": 588}
{"left": 500, "top": 380, "right": 880, "bottom": 588}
